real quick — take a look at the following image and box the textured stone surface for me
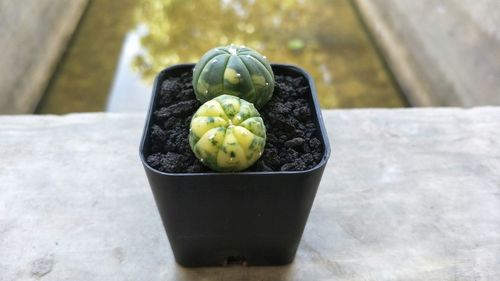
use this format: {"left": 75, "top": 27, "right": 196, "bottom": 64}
{"left": 354, "top": 0, "right": 500, "bottom": 106}
{"left": 0, "top": 0, "right": 88, "bottom": 113}
{"left": 1, "top": 109, "right": 500, "bottom": 280}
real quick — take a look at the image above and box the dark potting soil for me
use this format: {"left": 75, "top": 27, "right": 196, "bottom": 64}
{"left": 146, "top": 70, "right": 324, "bottom": 173}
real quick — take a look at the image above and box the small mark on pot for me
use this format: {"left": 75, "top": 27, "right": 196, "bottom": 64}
{"left": 223, "top": 256, "right": 247, "bottom": 266}
{"left": 31, "top": 255, "right": 54, "bottom": 278}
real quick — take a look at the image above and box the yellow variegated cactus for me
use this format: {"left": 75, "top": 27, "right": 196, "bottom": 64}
{"left": 189, "top": 95, "right": 266, "bottom": 172}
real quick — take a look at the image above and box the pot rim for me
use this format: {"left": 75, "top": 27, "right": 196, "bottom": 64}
{"left": 139, "top": 63, "right": 331, "bottom": 177}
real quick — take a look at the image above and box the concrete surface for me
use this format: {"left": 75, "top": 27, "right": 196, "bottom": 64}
{"left": 0, "top": 0, "right": 88, "bottom": 114}
{"left": 354, "top": 0, "right": 500, "bottom": 106}
{"left": 1, "top": 108, "right": 500, "bottom": 280}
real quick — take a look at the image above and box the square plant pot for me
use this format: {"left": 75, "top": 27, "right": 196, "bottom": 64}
{"left": 140, "top": 63, "right": 331, "bottom": 267}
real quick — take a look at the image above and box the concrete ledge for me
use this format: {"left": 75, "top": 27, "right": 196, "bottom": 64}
{"left": 1, "top": 108, "right": 500, "bottom": 280}
{"left": 0, "top": 0, "right": 88, "bottom": 114}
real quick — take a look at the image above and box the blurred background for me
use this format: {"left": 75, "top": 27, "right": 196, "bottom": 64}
{"left": 0, "top": 0, "right": 499, "bottom": 114}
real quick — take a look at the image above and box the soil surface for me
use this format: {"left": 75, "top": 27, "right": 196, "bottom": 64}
{"left": 146, "top": 70, "right": 324, "bottom": 173}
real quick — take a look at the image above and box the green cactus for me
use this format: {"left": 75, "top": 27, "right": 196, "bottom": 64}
{"left": 189, "top": 95, "right": 266, "bottom": 172}
{"left": 192, "top": 45, "right": 275, "bottom": 109}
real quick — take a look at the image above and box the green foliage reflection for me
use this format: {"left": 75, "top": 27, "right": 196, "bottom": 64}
{"left": 132, "top": 0, "right": 406, "bottom": 108}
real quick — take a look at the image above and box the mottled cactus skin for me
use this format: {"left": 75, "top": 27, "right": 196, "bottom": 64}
{"left": 189, "top": 95, "right": 266, "bottom": 172}
{"left": 192, "top": 45, "right": 275, "bottom": 109}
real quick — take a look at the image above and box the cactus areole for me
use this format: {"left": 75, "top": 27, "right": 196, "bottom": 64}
{"left": 192, "top": 45, "right": 275, "bottom": 109}
{"left": 189, "top": 95, "right": 266, "bottom": 172}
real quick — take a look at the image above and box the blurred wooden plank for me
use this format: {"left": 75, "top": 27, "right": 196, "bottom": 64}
{"left": 354, "top": 0, "right": 500, "bottom": 106}
{"left": 0, "top": 0, "right": 88, "bottom": 113}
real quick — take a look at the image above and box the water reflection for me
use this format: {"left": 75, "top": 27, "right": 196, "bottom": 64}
{"left": 37, "top": 0, "right": 406, "bottom": 114}
{"left": 131, "top": 0, "right": 406, "bottom": 108}
{"left": 107, "top": 25, "right": 151, "bottom": 112}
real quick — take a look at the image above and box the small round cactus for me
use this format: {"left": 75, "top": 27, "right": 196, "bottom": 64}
{"left": 189, "top": 95, "right": 266, "bottom": 172}
{"left": 192, "top": 45, "right": 275, "bottom": 109}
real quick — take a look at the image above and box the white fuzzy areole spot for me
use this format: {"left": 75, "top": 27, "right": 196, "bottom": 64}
{"left": 208, "top": 134, "right": 215, "bottom": 140}
{"left": 228, "top": 46, "right": 238, "bottom": 55}
{"left": 265, "top": 82, "right": 269, "bottom": 86}
{"left": 236, "top": 73, "right": 241, "bottom": 77}
{"left": 200, "top": 158, "right": 204, "bottom": 162}
{"left": 229, "top": 157, "right": 234, "bottom": 162}
{"left": 205, "top": 90, "right": 208, "bottom": 94}
{"left": 212, "top": 59, "right": 218, "bottom": 64}
{"left": 259, "top": 152, "right": 263, "bottom": 156}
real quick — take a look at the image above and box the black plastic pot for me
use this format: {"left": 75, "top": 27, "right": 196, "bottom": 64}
{"left": 140, "top": 64, "right": 331, "bottom": 267}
